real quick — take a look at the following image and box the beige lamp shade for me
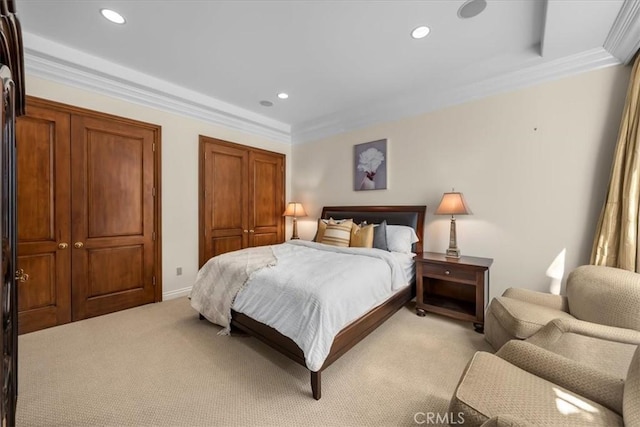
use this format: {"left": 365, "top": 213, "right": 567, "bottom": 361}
{"left": 434, "top": 192, "right": 472, "bottom": 216}
{"left": 283, "top": 202, "right": 306, "bottom": 240}
{"left": 283, "top": 202, "right": 307, "bottom": 218}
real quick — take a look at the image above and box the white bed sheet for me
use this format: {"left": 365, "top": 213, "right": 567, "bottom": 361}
{"left": 391, "top": 251, "right": 416, "bottom": 284}
{"left": 232, "top": 240, "right": 409, "bottom": 371}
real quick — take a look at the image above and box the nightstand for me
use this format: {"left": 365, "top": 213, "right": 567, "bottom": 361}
{"left": 415, "top": 252, "right": 493, "bottom": 332}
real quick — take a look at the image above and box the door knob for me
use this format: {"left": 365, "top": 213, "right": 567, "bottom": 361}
{"left": 243, "top": 230, "right": 248, "bottom": 233}
{"left": 249, "top": 230, "right": 255, "bottom": 233}
{"left": 74, "top": 242, "right": 84, "bottom": 248}
{"left": 15, "top": 269, "right": 29, "bottom": 282}
{"left": 58, "top": 242, "right": 68, "bottom": 249}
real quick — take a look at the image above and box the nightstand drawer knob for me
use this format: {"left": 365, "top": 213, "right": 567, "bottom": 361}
{"left": 444, "top": 270, "right": 450, "bottom": 275}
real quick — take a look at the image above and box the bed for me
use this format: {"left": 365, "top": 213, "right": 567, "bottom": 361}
{"left": 193, "top": 205, "right": 426, "bottom": 400}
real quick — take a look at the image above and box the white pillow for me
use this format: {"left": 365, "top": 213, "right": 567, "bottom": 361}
{"left": 386, "top": 225, "right": 419, "bottom": 253}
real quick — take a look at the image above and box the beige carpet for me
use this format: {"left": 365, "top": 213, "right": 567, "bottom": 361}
{"left": 17, "top": 297, "right": 492, "bottom": 426}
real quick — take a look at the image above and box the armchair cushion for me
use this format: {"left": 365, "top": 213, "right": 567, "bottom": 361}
{"left": 526, "top": 318, "right": 640, "bottom": 380}
{"left": 496, "top": 340, "right": 624, "bottom": 414}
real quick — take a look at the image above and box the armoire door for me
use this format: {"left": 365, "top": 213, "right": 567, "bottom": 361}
{"left": 70, "top": 115, "right": 157, "bottom": 320}
{"left": 248, "top": 151, "right": 284, "bottom": 247}
{"left": 16, "top": 105, "right": 71, "bottom": 334}
{"left": 199, "top": 139, "right": 248, "bottom": 266}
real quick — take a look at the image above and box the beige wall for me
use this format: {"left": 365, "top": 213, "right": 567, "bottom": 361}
{"left": 25, "top": 64, "right": 632, "bottom": 302}
{"left": 292, "top": 65, "right": 631, "bottom": 299}
{"left": 25, "top": 75, "right": 292, "bottom": 300}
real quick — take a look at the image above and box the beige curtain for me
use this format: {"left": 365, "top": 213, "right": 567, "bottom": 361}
{"left": 591, "top": 55, "right": 640, "bottom": 271}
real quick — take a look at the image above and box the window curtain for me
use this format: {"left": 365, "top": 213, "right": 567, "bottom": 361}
{"left": 591, "top": 55, "right": 640, "bottom": 271}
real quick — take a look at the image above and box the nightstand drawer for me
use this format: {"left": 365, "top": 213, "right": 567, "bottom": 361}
{"left": 420, "top": 264, "right": 475, "bottom": 283}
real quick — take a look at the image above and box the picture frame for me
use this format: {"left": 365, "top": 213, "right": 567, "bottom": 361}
{"left": 354, "top": 139, "right": 387, "bottom": 191}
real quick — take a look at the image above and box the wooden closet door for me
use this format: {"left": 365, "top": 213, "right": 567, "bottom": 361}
{"left": 70, "top": 115, "right": 156, "bottom": 320}
{"left": 248, "top": 151, "right": 284, "bottom": 247}
{"left": 16, "top": 106, "right": 71, "bottom": 334}
{"left": 199, "top": 139, "right": 248, "bottom": 266}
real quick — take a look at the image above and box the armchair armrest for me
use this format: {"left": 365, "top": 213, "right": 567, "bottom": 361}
{"left": 496, "top": 340, "right": 625, "bottom": 414}
{"left": 502, "top": 288, "right": 569, "bottom": 312}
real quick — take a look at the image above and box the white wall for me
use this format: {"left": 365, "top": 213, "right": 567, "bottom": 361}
{"left": 291, "top": 65, "right": 631, "bottom": 299}
{"left": 25, "top": 75, "right": 292, "bottom": 300}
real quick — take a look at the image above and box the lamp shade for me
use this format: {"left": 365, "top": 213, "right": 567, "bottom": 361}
{"left": 434, "top": 192, "right": 472, "bottom": 216}
{"left": 283, "top": 202, "right": 307, "bottom": 217}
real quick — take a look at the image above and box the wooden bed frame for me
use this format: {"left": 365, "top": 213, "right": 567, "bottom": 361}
{"left": 221, "top": 205, "right": 426, "bottom": 399}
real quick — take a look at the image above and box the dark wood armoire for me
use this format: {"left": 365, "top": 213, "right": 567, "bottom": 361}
{"left": 0, "top": 0, "right": 25, "bottom": 425}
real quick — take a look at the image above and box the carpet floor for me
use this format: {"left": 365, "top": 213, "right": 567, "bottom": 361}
{"left": 16, "top": 297, "right": 492, "bottom": 426}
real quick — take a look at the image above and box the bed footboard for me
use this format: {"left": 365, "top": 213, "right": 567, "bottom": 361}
{"left": 229, "top": 284, "right": 412, "bottom": 399}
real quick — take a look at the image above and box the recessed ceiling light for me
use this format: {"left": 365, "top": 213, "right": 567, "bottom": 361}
{"left": 277, "top": 93, "right": 289, "bottom": 100}
{"left": 411, "top": 26, "right": 430, "bottom": 39}
{"left": 458, "top": 0, "right": 487, "bottom": 19}
{"left": 100, "top": 9, "right": 126, "bottom": 24}
{"left": 259, "top": 100, "right": 273, "bottom": 107}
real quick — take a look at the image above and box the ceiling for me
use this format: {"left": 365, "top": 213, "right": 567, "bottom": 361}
{"left": 16, "top": 0, "right": 640, "bottom": 144}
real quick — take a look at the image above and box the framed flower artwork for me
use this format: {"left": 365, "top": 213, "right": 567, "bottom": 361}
{"left": 354, "top": 139, "right": 387, "bottom": 191}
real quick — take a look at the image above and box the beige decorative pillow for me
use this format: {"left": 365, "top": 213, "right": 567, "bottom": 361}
{"left": 314, "top": 218, "right": 351, "bottom": 242}
{"left": 321, "top": 219, "right": 353, "bottom": 247}
{"left": 315, "top": 219, "right": 328, "bottom": 242}
{"left": 350, "top": 223, "right": 374, "bottom": 248}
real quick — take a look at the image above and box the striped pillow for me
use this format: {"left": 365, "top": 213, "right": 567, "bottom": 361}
{"left": 314, "top": 218, "right": 349, "bottom": 242}
{"left": 321, "top": 219, "right": 353, "bottom": 247}
{"left": 315, "top": 219, "right": 328, "bottom": 242}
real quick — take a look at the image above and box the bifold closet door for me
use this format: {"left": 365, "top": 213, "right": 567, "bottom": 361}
{"left": 70, "top": 115, "right": 156, "bottom": 320}
{"left": 16, "top": 106, "right": 72, "bottom": 334}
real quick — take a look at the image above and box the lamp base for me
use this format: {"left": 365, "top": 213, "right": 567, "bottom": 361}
{"left": 445, "top": 248, "right": 461, "bottom": 259}
{"left": 290, "top": 218, "right": 300, "bottom": 240}
{"left": 445, "top": 217, "right": 461, "bottom": 258}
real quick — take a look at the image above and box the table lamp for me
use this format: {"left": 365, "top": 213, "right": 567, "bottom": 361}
{"left": 283, "top": 202, "right": 307, "bottom": 240}
{"left": 434, "top": 190, "right": 472, "bottom": 258}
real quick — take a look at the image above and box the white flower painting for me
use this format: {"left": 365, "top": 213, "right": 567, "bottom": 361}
{"left": 354, "top": 139, "right": 387, "bottom": 191}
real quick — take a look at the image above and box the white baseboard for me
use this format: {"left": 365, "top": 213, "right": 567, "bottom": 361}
{"left": 163, "top": 286, "right": 192, "bottom": 301}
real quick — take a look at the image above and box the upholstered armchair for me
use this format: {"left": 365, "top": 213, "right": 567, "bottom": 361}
{"left": 484, "top": 265, "right": 640, "bottom": 352}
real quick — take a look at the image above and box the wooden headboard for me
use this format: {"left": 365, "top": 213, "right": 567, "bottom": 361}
{"left": 320, "top": 205, "right": 427, "bottom": 253}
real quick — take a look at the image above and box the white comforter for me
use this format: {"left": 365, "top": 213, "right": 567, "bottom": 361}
{"left": 232, "top": 240, "right": 408, "bottom": 371}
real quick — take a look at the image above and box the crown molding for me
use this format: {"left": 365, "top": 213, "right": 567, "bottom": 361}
{"left": 22, "top": 32, "right": 624, "bottom": 148}
{"left": 23, "top": 32, "right": 292, "bottom": 145}
{"left": 292, "top": 48, "right": 621, "bottom": 144}
{"left": 604, "top": 0, "right": 640, "bottom": 64}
